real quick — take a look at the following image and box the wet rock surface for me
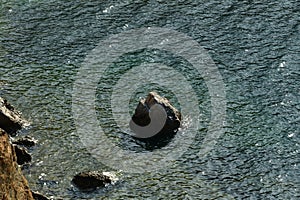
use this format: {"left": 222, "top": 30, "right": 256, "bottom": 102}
{"left": 14, "top": 144, "right": 32, "bottom": 165}
{"left": 31, "top": 191, "right": 50, "bottom": 200}
{"left": 12, "top": 135, "right": 38, "bottom": 147}
{"left": 0, "top": 97, "right": 29, "bottom": 135}
{"left": 130, "top": 92, "right": 181, "bottom": 143}
{"left": 72, "top": 171, "right": 113, "bottom": 191}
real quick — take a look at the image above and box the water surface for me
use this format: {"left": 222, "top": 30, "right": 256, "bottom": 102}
{"left": 0, "top": 0, "right": 299, "bottom": 199}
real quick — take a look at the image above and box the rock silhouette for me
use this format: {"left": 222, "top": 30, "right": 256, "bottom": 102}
{"left": 31, "top": 191, "right": 51, "bottom": 200}
{"left": 0, "top": 97, "right": 29, "bottom": 135}
{"left": 14, "top": 144, "right": 32, "bottom": 165}
{"left": 72, "top": 171, "right": 113, "bottom": 191}
{"left": 12, "top": 136, "right": 38, "bottom": 147}
{"left": 130, "top": 91, "right": 181, "bottom": 143}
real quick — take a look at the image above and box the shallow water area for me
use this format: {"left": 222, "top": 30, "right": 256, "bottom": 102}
{"left": 0, "top": 0, "right": 299, "bottom": 199}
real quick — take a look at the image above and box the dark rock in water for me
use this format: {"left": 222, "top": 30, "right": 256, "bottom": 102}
{"left": 31, "top": 191, "right": 50, "bottom": 200}
{"left": 13, "top": 135, "right": 38, "bottom": 147}
{"left": 130, "top": 91, "right": 181, "bottom": 141}
{"left": 0, "top": 97, "right": 29, "bottom": 136}
{"left": 14, "top": 144, "right": 32, "bottom": 165}
{"left": 72, "top": 171, "right": 112, "bottom": 191}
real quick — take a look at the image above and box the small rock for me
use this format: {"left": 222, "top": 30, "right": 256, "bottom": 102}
{"left": 14, "top": 145, "right": 32, "bottom": 165}
{"left": 31, "top": 191, "right": 50, "bottom": 200}
{"left": 130, "top": 91, "right": 181, "bottom": 140}
{"left": 0, "top": 97, "right": 29, "bottom": 136}
{"left": 13, "top": 136, "right": 37, "bottom": 147}
{"left": 72, "top": 171, "right": 112, "bottom": 190}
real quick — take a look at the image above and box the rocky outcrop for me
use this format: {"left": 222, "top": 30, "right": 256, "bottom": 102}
{"left": 12, "top": 136, "right": 37, "bottom": 147}
{"left": 0, "top": 97, "right": 29, "bottom": 136}
{"left": 14, "top": 145, "right": 32, "bottom": 165}
{"left": 130, "top": 91, "right": 181, "bottom": 141}
{"left": 72, "top": 171, "right": 113, "bottom": 191}
{"left": 0, "top": 97, "right": 34, "bottom": 199}
{"left": 0, "top": 128, "right": 34, "bottom": 200}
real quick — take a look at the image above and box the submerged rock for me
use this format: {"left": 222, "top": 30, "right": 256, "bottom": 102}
{"left": 13, "top": 135, "right": 38, "bottom": 147}
{"left": 130, "top": 91, "right": 181, "bottom": 140}
{"left": 72, "top": 171, "right": 114, "bottom": 191}
{"left": 0, "top": 97, "right": 29, "bottom": 135}
{"left": 14, "top": 144, "right": 32, "bottom": 165}
{"left": 31, "top": 191, "right": 50, "bottom": 200}
{"left": 0, "top": 128, "right": 34, "bottom": 200}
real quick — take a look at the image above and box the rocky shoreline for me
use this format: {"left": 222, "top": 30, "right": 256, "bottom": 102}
{"left": 0, "top": 96, "right": 119, "bottom": 198}
{"left": 0, "top": 96, "right": 58, "bottom": 200}
{"left": 0, "top": 92, "right": 181, "bottom": 198}
{"left": 0, "top": 128, "right": 34, "bottom": 199}
{"left": 0, "top": 97, "right": 120, "bottom": 199}
{"left": 0, "top": 97, "right": 35, "bottom": 199}
{"left": 0, "top": 97, "right": 54, "bottom": 200}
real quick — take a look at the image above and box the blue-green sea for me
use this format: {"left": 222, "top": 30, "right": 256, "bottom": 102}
{"left": 0, "top": 0, "right": 299, "bottom": 199}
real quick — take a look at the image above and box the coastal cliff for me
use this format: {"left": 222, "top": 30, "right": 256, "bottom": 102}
{"left": 0, "top": 128, "right": 34, "bottom": 200}
{"left": 0, "top": 97, "right": 34, "bottom": 200}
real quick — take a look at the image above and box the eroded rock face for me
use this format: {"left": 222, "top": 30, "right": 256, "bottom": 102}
{"left": 72, "top": 171, "right": 113, "bottom": 191}
{"left": 0, "top": 128, "right": 34, "bottom": 200}
{"left": 130, "top": 92, "right": 181, "bottom": 140}
{"left": 0, "top": 97, "right": 29, "bottom": 135}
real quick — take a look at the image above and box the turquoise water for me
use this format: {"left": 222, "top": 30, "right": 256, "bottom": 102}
{"left": 0, "top": 0, "right": 299, "bottom": 199}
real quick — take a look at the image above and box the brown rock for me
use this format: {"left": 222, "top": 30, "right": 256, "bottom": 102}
{"left": 0, "top": 97, "right": 29, "bottom": 135}
{"left": 0, "top": 128, "right": 34, "bottom": 200}
{"left": 72, "top": 171, "right": 112, "bottom": 191}
{"left": 130, "top": 91, "right": 181, "bottom": 140}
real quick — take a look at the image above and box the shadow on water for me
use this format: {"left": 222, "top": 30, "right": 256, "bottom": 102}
{"left": 132, "top": 130, "right": 178, "bottom": 151}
